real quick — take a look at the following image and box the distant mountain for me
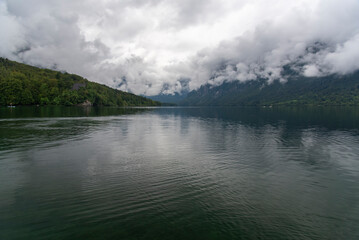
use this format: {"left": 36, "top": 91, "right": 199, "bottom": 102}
{"left": 180, "top": 72, "right": 359, "bottom": 106}
{"left": 0, "top": 58, "right": 160, "bottom": 107}
{"left": 147, "top": 92, "right": 187, "bottom": 105}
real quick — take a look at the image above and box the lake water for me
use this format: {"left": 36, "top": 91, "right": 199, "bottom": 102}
{"left": 1, "top": 106, "right": 359, "bottom": 240}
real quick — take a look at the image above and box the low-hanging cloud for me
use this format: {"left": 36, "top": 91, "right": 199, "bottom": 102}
{"left": 0, "top": 0, "right": 359, "bottom": 95}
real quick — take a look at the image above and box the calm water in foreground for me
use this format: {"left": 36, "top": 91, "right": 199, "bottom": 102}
{"left": 0, "top": 106, "right": 359, "bottom": 240}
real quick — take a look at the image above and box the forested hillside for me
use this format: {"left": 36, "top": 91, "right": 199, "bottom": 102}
{"left": 180, "top": 72, "right": 359, "bottom": 106}
{"left": 0, "top": 58, "right": 160, "bottom": 106}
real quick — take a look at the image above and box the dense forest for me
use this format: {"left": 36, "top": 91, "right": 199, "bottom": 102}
{"left": 0, "top": 58, "right": 160, "bottom": 107}
{"left": 180, "top": 71, "right": 359, "bottom": 106}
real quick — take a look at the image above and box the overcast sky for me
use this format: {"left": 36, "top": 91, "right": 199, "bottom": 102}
{"left": 1, "top": 0, "right": 359, "bottom": 95}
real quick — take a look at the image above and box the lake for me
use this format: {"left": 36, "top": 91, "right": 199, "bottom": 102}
{"left": 0, "top": 106, "right": 359, "bottom": 240}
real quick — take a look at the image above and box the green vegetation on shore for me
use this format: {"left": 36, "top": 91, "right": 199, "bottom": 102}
{"left": 0, "top": 58, "right": 160, "bottom": 106}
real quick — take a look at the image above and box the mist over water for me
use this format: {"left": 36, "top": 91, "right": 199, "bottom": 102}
{"left": 0, "top": 106, "right": 359, "bottom": 239}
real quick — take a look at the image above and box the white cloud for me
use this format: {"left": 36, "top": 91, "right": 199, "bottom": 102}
{"left": 0, "top": 0, "right": 359, "bottom": 95}
{"left": 303, "top": 65, "right": 321, "bottom": 77}
{"left": 0, "top": 2, "right": 26, "bottom": 57}
{"left": 324, "top": 33, "right": 359, "bottom": 75}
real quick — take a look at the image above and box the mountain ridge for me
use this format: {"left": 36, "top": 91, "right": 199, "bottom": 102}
{"left": 0, "top": 58, "right": 161, "bottom": 107}
{"left": 179, "top": 72, "right": 359, "bottom": 106}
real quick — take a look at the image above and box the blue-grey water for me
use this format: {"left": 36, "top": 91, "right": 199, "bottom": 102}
{"left": 0, "top": 106, "right": 359, "bottom": 240}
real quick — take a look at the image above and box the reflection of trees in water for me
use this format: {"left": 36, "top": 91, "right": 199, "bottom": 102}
{"left": 0, "top": 119, "right": 102, "bottom": 152}
{"left": 175, "top": 106, "right": 359, "bottom": 131}
{"left": 0, "top": 106, "right": 153, "bottom": 152}
{"left": 0, "top": 106, "right": 154, "bottom": 118}
{"left": 164, "top": 107, "right": 359, "bottom": 170}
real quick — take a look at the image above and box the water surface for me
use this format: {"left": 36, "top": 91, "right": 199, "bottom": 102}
{"left": 1, "top": 106, "right": 359, "bottom": 239}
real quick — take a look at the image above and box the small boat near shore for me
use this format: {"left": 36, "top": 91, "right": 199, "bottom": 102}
{"left": 7, "top": 103, "right": 15, "bottom": 108}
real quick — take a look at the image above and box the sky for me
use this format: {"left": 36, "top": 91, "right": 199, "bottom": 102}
{"left": 1, "top": 0, "right": 359, "bottom": 95}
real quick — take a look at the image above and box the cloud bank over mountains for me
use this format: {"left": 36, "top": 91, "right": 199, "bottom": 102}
{"left": 1, "top": 0, "right": 359, "bottom": 95}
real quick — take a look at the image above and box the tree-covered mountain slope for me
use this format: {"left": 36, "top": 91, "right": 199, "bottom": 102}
{"left": 0, "top": 58, "right": 160, "bottom": 106}
{"left": 180, "top": 72, "right": 359, "bottom": 106}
